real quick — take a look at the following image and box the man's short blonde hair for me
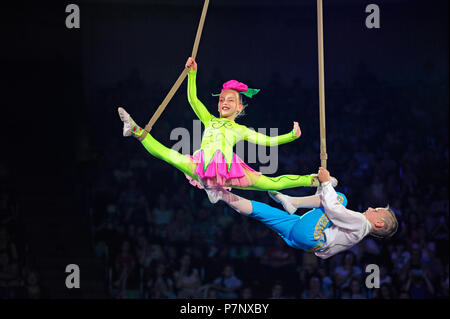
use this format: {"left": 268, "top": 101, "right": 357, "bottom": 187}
{"left": 370, "top": 205, "right": 398, "bottom": 238}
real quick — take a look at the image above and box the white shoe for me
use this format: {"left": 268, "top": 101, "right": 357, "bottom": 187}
{"left": 118, "top": 107, "right": 134, "bottom": 137}
{"left": 204, "top": 187, "right": 222, "bottom": 204}
{"left": 268, "top": 191, "right": 297, "bottom": 214}
{"left": 197, "top": 178, "right": 222, "bottom": 204}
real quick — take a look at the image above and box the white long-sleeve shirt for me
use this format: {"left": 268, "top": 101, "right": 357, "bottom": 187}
{"left": 314, "top": 183, "right": 372, "bottom": 259}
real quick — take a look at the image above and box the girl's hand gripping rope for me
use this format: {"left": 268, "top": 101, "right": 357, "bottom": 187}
{"left": 185, "top": 57, "right": 197, "bottom": 70}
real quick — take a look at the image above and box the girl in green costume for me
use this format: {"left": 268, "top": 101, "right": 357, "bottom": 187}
{"left": 117, "top": 57, "right": 327, "bottom": 193}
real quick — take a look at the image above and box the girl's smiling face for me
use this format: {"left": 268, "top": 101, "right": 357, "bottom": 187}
{"left": 218, "top": 90, "right": 243, "bottom": 120}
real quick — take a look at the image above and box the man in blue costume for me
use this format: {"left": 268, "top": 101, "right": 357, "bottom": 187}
{"left": 206, "top": 167, "right": 398, "bottom": 259}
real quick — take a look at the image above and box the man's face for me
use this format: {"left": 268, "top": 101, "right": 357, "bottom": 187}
{"left": 364, "top": 207, "right": 389, "bottom": 228}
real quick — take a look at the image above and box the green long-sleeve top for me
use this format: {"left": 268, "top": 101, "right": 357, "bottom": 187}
{"left": 187, "top": 69, "right": 299, "bottom": 171}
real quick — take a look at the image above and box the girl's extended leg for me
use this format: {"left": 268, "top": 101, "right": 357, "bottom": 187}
{"left": 140, "top": 134, "right": 197, "bottom": 179}
{"left": 118, "top": 107, "right": 197, "bottom": 179}
{"left": 250, "top": 174, "right": 320, "bottom": 190}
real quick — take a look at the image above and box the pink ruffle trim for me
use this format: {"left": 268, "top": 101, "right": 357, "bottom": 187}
{"left": 184, "top": 150, "right": 261, "bottom": 189}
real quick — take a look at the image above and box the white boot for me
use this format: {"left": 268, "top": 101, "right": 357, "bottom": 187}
{"left": 268, "top": 191, "right": 297, "bottom": 214}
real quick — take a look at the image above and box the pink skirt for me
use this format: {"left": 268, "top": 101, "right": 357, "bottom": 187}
{"left": 185, "top": 150, "right": 261, "bottom": 189}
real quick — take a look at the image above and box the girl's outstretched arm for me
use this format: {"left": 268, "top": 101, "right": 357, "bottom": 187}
{"left": 186, "top": 58, "right": 213, "bottom": 125}
{"left": 239, "top": 121, "right": 300, "bottom": 147}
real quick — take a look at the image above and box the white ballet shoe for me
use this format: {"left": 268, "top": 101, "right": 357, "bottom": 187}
{"left": 268, "top": 191, "right": 297, "bottom": 214}
{"left": 204, "top": 187, "right": 222, "bottom": 204}
{"left": 197, "top": 179, "right": 222, "bottom": 204}
{"left": 117, "top": 107, "right": 135, "bottom": 137}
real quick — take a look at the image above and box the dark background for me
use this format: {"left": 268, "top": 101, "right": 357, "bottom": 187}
{"left": 0, "top": 0, "right": 448, "bottom": 300}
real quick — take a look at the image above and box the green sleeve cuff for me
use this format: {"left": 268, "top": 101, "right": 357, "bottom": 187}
{"left": 291, "top": 129, "right": 299, "bottom": 140}
{"left": 276, "top": 129, "right": 297, "bottom": 145}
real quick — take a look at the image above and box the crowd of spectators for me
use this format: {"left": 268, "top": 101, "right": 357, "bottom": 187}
{"left": 0, "top": 184, "right": 44, "bottom": 299}
{"left": 87, "top": 61, "right": 448, "bottom": 299}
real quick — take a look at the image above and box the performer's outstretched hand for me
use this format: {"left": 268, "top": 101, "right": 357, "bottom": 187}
{"left": 186, "top": 57, "right": 197, "bottom": 70}
{"left": 318, "top": 167, "right": 331, "bottom": 183}
{"left": 293, "top": 121, "right": 301, "bottom": 138}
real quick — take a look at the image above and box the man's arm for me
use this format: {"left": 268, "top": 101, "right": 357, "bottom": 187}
{"left": 317, "top": 167, "right": 368, "bottom": 231}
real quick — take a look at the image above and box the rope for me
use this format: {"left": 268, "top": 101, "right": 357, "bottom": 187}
{"left": 144, "top": 0, "right": 210, "bottom": 134}
{"left": 317, "top": 0, "right": 328, "bottom": 169}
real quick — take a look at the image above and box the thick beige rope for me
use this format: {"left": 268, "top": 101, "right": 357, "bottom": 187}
{"left": 317, "top": 0, "right": 328, "bottom": 169}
